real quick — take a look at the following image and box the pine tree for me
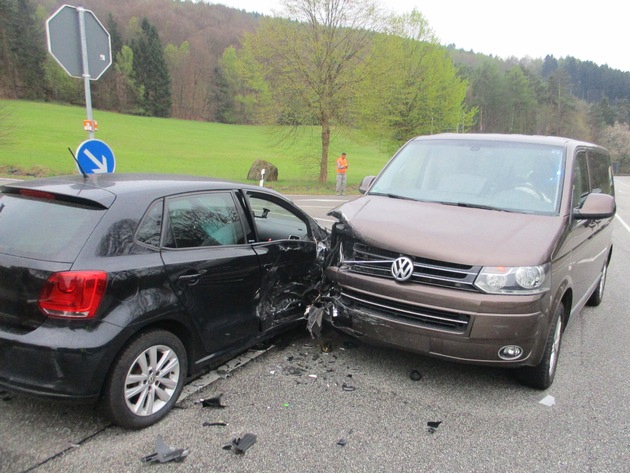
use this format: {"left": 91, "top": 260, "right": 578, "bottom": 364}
{"left": 130, "top": 18, "right": 171, "bottom": 117}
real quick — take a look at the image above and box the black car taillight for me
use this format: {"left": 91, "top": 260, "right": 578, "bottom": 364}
{"left": 38, "top": 271, "right": 107, "bottom": 319}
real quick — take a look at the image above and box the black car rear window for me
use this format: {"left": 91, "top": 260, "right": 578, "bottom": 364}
{"left": 0, "top": 194, "right": 105, "bottom": 262}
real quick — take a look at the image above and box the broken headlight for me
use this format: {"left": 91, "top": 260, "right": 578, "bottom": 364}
{"left": 474, "top": 264, "right": 550, "bottom": 294}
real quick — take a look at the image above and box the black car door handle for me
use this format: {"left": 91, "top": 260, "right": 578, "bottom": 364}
{"left": 178, "top": 270, "right": 207, "bottom": 285}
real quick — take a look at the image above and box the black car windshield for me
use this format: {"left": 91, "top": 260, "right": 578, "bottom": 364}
{"left": 369, "top": 139, "right": 565, "bottom": 215}
{"left": 0, "top": 194, "right": 105, "bottom": 262}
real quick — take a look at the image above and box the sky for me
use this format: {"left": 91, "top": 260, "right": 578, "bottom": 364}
{"left": 210, "top": 0, "right": 628, "bottom": 72}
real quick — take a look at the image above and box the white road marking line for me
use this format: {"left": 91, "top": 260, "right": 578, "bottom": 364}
{"left": 615, "top": 214, "right": 630, "bottom": 233}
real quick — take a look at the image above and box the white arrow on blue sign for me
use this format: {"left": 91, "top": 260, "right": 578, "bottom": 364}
{"left": 75, "top": 139, "right": 116, "bottom": 174}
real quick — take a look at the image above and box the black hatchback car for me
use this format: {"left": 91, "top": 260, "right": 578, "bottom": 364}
{"left": 0, "top": 174, "right": 327, "bottom": 428}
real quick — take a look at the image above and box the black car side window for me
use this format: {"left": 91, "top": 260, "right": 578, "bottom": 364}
{"left": 164, "top": 192, "right": 245, "bottom": 249}
{"left": 247, "top": 193, "right": 309, "bottom": 241}
{"left": 136, "top": 200, "right": 163, "bottom": 248}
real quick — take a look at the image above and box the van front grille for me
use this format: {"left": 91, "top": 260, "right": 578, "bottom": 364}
{"left": 347, "top": 243, "right": 481, "bottom": 292}
{"left": 341, "top": 289, "right": 470, "bottom": 334}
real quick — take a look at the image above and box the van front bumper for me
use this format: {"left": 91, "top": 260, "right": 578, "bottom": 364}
{"left": 326, "top": 267, "right": 551, "bottom": 367}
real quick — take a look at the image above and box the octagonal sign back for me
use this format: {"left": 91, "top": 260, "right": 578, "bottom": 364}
{"left": 46, "top": 4, "right": 112, "bottom": 80}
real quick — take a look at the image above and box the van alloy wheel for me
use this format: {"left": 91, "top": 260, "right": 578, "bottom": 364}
{"left": 516, "top": 302, "right": 564, "bottom": 390}
{"left": 587, "top": 259, "right": 608, "bottom": 307}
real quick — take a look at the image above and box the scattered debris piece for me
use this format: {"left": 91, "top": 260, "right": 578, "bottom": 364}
{"left": 283, "top": 366, "right": 306, "bottom": 376}
{"left": 426, "top": 421, "right": 442, "bottom": 434}
{"left": 337, "top": 438, "right": 347, "bottom": 447}
{"left": 196, "top": 393, "right": 227, "bottom": 408}
{"left": 539, "top": 395, "right": 556, "bottom": 407}
{"left": 203, "top": 421, "right": 228, "bottom": 427}
{"left": 306, "top": 305, "right": 325, "bottom": 338}
{"left": 140, "top": 435, "right": 189, "bottom": 464}
{"left": 342, "top": 383, "right": 356, "bottom": 392}
{"left": 0, "top": 390, "right": 13, "bottom": 401}
{"left": 320, "top": 340, "right": 333, "bottom": 353}
{"left": 308, "top": 374, "right": 318, "bottom": 379}
{"left": 223, "top": 433, "right": 257, "bottom": 454}
{"left": 409, "top": 370, "right": 422, "bottom": 381}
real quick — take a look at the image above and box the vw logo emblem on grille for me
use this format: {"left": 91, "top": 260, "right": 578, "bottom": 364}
{"left": 391, "top": 256, "right": 414, "bottom": 282}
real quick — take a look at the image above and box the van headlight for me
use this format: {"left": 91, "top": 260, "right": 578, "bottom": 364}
{"left": 474, "top": 264, "right": 550, "bottom": 294}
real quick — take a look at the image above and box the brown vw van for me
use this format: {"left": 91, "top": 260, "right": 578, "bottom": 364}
{"left": 326, "top": 134, "right": 615, "bottom": 389}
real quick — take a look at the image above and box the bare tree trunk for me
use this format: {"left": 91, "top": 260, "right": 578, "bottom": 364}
{"left": 320, "top": 118, "right": 330, "bottom": 183}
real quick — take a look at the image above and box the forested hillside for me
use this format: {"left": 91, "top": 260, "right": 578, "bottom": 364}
{"left": 1, "top": 0, "right": 630, "bottom": 171}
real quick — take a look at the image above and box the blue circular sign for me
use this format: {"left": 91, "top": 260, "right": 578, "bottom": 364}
{"left": 75, "top": 139, "right": 116, "bottom": 174}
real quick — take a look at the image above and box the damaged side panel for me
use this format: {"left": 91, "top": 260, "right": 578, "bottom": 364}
{"left": 253, "top": 239, "right": 325, "bottom": 331}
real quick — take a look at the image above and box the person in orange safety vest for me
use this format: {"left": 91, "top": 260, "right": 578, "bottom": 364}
{"left": 336, "top": 152, "right": 348, "bottom": 195}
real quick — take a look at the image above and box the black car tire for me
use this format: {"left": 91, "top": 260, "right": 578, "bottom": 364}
{"left": 102, "top": 329, "right": 187, "bottom": 429}
{"left": 516, "top": 302, "right": 564, "bottom": 390}
{"left": 586, "top": 259, "right": 608, "bottom": 307}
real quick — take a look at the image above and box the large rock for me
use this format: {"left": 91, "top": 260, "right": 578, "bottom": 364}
{"left": 247, "top": 160, "right": 278, "bottom": 182}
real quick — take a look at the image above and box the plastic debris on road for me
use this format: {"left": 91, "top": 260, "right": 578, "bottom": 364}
{"left": 196, "top": 393, "right": 227, "bottom": 408}
{"left": 203, "top": 421, "right": 228, "bottom": 427}
{"left": 223, "top": 433, "right": 257, "bottom": 454}
{"left": 539, "top": 395, "right": 555, "bottom": 407}
{"left": 140, "top": 435, "right": 189, "bottom": 464}
{"left": 427, "top": 421, "right": 442, "bottom": 434}
{"left": 409, "top": 369, "right": 422, "bottom": 381}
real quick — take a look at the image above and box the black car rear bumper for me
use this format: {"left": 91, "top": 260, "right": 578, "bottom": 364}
{"left": 0, "top": 321, "right": 125, "bottom": 402}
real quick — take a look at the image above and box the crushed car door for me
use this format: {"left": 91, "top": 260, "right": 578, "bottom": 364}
{"left": 244, "top": 191, "right": 322, "bottom": 331}
{"left": 160, "top": 191, "right": 261, "bottom": 355}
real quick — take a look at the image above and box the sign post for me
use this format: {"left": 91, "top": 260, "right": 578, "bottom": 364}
{"left": 46, "top": 4, "right": 112, "bottom": 140}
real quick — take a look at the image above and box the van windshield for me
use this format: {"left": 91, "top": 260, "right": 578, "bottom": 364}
{"left": 369, "top": 139, "right": 565, "bottom": 215}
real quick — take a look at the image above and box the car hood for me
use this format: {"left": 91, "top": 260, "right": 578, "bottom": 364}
{"left": 330, "top": 196, "right": 567, "bottom": 267}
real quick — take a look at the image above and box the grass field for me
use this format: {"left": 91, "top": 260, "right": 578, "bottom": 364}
{"left": 0, "top": 100, "right": 396, "bottom": 193}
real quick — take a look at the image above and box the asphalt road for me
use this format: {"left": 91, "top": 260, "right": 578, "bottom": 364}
{"left": 1, "top": 184, "right": 629, "bottom": 472}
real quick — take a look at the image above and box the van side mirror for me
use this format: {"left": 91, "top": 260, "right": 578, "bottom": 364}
{"left": 573, "top": 193, "right": 616, "bottom": 220}
{"left": 359, "top": 176, "right": 376, "bottom": 194}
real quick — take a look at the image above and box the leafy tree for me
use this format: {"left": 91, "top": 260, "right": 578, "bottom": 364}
{"left": 130, "top": 17, "right": 171, "bottom": 117}
{"left": 504, "top": 66, "right": 537, "bottom": 133}
{"left": 0, "top": 0, "right": 46, "bottom": 99}
{"left": 358, "top": 11, "right": 473, "bottom": 144}
{"left": 240, "top": 0, "right": 387, "bottom": 182}
{"left": 110, "top": 45, "right": 144, "bottom": 114}
{"left": 599, "top": 122, "right": 630, "bottom": 173}
{"left": 43, "top": 56, "right": 83, "bottom": 104}
{"left": 164, "top": 41, "right": 190, "bottom": 118}
{"left": 216, "top": 45, "right": 271, "bottom": 124}
{"left": 468, "top": 61, "right": 507, "bottom": 132}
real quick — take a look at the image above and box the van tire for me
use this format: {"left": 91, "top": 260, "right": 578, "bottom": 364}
{"left": 516, "top": 303, "right": 564, "bottom": 390}
{"left": 586, "top": 260, "right": 608, "bottom": 307}
{"left": 102, "top": 330, "right": 187, "bottom": 429}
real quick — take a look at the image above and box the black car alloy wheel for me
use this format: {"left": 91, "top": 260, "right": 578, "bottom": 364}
{"left": 102, "top": 329, "right": 187, "bottom": 429}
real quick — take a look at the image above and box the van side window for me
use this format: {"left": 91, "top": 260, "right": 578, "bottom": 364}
{"left": 587, "top": 151, "right": 614, "bottom": 196}
{"left": 572, "top": 151, "right": 590, "bottom": 209}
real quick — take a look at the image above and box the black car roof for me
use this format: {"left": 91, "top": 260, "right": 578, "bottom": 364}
{"left": 1, "top": 173, "right": 286, "bottom": 208}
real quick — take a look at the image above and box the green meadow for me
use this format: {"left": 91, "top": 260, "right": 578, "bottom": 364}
{"left": 0, "top": 100, "right": 395, "bottom": 193}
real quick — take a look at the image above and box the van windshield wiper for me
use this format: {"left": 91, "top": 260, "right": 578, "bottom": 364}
{"left": 369, "top": 192, "right": 416, "bottom": 201}
{"left": 440, "top": 201, "right": 509, "bottom": 212}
